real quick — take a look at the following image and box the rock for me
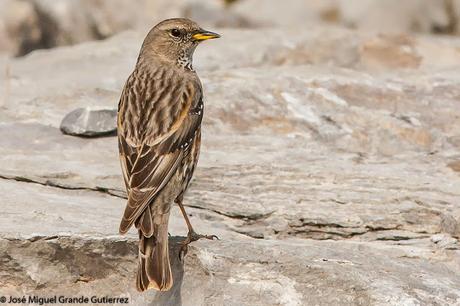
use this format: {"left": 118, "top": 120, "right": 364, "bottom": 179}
{"left": 60, "top": 107, "right": 117, "bottom": 137}
{"left": 231, "top": 0, "right": 458, "bottom": 35}
{"left": 358, "top": 34, "right": 422, "bottom": 71}
{"left": 2, "top": 0, "right": 460, "bottom": 57}
{"left": 31, "top": 0, "right": 159, "bottom": 46}
{"left": 0, "top": 18, "right": 460, "bottom": 305}
{"left": 430, "top": 233, "right": 460, "bottom": 249}
{"left": 338, "top": 0, "right": 453, "bottom": 34}
{"left": 448, "top": 160, "right": 460, "bottom": 173}
{"left": 0, "top": 176, "right": 242, "bottom": 240}
{"left": 2, "top": 235, "right": 460, "bottom": 305}
{"left": 440, "top": 214, "right": 460, "bottom": 237}
{"left": 0, "top": 0, "right": 41, "bottom": 56}
{"left": 231, "top": 0, "right": 339, "bottom": 28}
{"left": 0, "top": 0, "right": 171, "bottom": 56}
{"left": 181, "top": 0, "right": 253, "bottom": 28}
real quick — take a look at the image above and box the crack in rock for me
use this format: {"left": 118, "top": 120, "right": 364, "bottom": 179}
{"left": 0, "top": 173, "right": 273, "bottom": 223}
{"left": 0, "top": 173, "right": 125, "bottom": 199}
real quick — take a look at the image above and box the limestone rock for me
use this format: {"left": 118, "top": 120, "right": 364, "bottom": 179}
{"left": 31, "top": 0, "right": 158, "bottom": 46}
{"left": 2, "top": 0, "right": 460, "bottom": 57}
{"left": 337, "top": 0, "right": 454, "bottom": 34}
{"left": 0, "top": 15, "right": 460, "bottom": 306}
{"left": 2, "top": 235, "right": 460, "bottom": 305}
{"left": 0, "top": 0, "right": 41, "bottom": 56}
{"left": 231, "top": 0, "right": 458, "bottom": 34}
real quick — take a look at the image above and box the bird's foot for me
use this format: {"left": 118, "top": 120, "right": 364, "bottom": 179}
{"left": 179, "top": 231, "right": 219, "bottom": 261}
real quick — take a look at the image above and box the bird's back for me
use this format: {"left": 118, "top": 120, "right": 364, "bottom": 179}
{"left": 118, "top": 60, "right": 201, "bottom": 146}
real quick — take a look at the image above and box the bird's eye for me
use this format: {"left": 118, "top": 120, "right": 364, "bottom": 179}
{"left": 171, "top": 29, "right": 181, "bottom": 38}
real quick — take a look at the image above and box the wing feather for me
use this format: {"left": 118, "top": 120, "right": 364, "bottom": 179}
{"left": 119, "top": 149, "right": 183, "bottom": 234}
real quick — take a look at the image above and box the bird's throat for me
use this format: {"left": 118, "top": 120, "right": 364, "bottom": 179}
{"left": 177, "top": 50, "right": 194, "bottom": 71}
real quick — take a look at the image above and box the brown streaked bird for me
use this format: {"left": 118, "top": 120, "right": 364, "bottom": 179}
{"left": 117, "top": 18, "right": 220, "bottom": 292}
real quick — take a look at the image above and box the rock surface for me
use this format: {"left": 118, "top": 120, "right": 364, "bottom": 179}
{"left": 0, "top": 10, "right": 460, "bottom": 306}
{"left": 231, "top": 0, "right": 460, "bottom": 34}
{"left": 2, "top": 235, "right": 460, "bottom": 306}
{"left": 60, "top": 107, "right": 117, "bottom": 137}
{"left": 1, "top": 0, "right": 460, "bottom": 56}
{"left": 0, "top": 0, "right": 159, "bottom": 56}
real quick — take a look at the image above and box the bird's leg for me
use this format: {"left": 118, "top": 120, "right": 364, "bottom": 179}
{"left": 175, "top": 197, "right": 218, "bottom": 260}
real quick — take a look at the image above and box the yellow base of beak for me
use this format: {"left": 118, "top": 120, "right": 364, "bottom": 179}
{"left": 193, "top": 31, "right": 221, "bottom": 41}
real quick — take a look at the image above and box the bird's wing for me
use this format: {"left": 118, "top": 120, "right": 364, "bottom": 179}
{"left": 118, "top": 73, "right": 203, "bottom": 235}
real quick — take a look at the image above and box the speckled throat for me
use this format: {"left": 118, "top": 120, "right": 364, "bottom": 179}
{"left": 177, "top": 49, "right": 194, "bottom": 71}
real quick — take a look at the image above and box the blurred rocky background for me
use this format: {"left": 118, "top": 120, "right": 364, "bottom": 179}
{"left": 1, "top": 0, "right": 460, "bottom": 305}
{"left": 1, "top": 0, "right": 460, "bottom": 57}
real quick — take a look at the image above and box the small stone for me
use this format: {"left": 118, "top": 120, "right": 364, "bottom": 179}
{"left": 60, "top": 107, "right": 117, "bottom": 137}
{"left": 431, "top": 233, "right": 447, "bottom": 243}
{"left": 448, "top": 160, "right": 460, "bottom": 173}
{"left": 440, "top": 214, "right": 459, "bottom": 237}
{"left": 431, "top": 233, "right": 459, "bottom": 249}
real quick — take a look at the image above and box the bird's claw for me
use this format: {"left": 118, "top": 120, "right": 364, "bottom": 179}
{"left": 178, "top": 231, "right": 219, "bottom": 261}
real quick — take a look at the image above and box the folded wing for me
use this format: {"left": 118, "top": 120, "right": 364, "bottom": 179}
{"left": 118, "top": 71, "right": 203, "bottom": 235}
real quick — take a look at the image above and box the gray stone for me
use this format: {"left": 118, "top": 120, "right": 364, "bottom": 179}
{"left": 0, "top": 16, "right": 460, "bottom": 306}
{"left": 231, "top": 0, "right": 459, "bottom": 35}
{"left": 0, "top": 0, "right": 41, "bottom": 56}
{"left": 60, "top": 107, "right": 117, "bottom": 137}
{"left": 0, "top": 0, "right": 162, "bottom": 56}
{"left": 430, "top": 233, "right": 460, "bottom": 250}
{"left": 2, "top": 0, "right": 460, "bottom": 58}
{"left": 0, "top": 176, "right": 244, "bottom": 240}
{"left": 2, "top": 235, "right": 460, "bottom": 306}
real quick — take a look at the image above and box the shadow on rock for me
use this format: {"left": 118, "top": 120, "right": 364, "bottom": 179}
{"left": 151, "top": 236, "right": 186, "bottom": 306}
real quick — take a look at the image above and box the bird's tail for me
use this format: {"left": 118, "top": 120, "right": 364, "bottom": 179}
{"left": 136, "top": 213, "right": 172, "bottom": 292}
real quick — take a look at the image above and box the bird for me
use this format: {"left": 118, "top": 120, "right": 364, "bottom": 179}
{"left": 117, "top": 18, "right": 220, "bottom": 292}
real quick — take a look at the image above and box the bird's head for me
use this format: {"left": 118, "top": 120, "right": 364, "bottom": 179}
{"left": 140, "top": 18, "right": 220, "bottom": 70}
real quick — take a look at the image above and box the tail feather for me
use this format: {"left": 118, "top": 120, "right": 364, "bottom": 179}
{"left": 136, "top": 213, "right": 172, "bottom": 292}
{"left": 136, "top": 208, "right": 154, "bottom": 238}
{"left": 136, "top": 249, "right": 150, "bottom": 290}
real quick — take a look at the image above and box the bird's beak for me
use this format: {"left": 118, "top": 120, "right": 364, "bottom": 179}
{"left": 192, "top": 30, "right": 221, "bottom": 41}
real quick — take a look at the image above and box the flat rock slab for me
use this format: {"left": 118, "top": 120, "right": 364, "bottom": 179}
{"left": 0, "top": 178, "right": 244, "bottom": 241}
{"left": 1, "top": 235, "right": 460, "bottom": 306}
{"left": 0, "top": 122, "right": 458, "bottom": 243}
